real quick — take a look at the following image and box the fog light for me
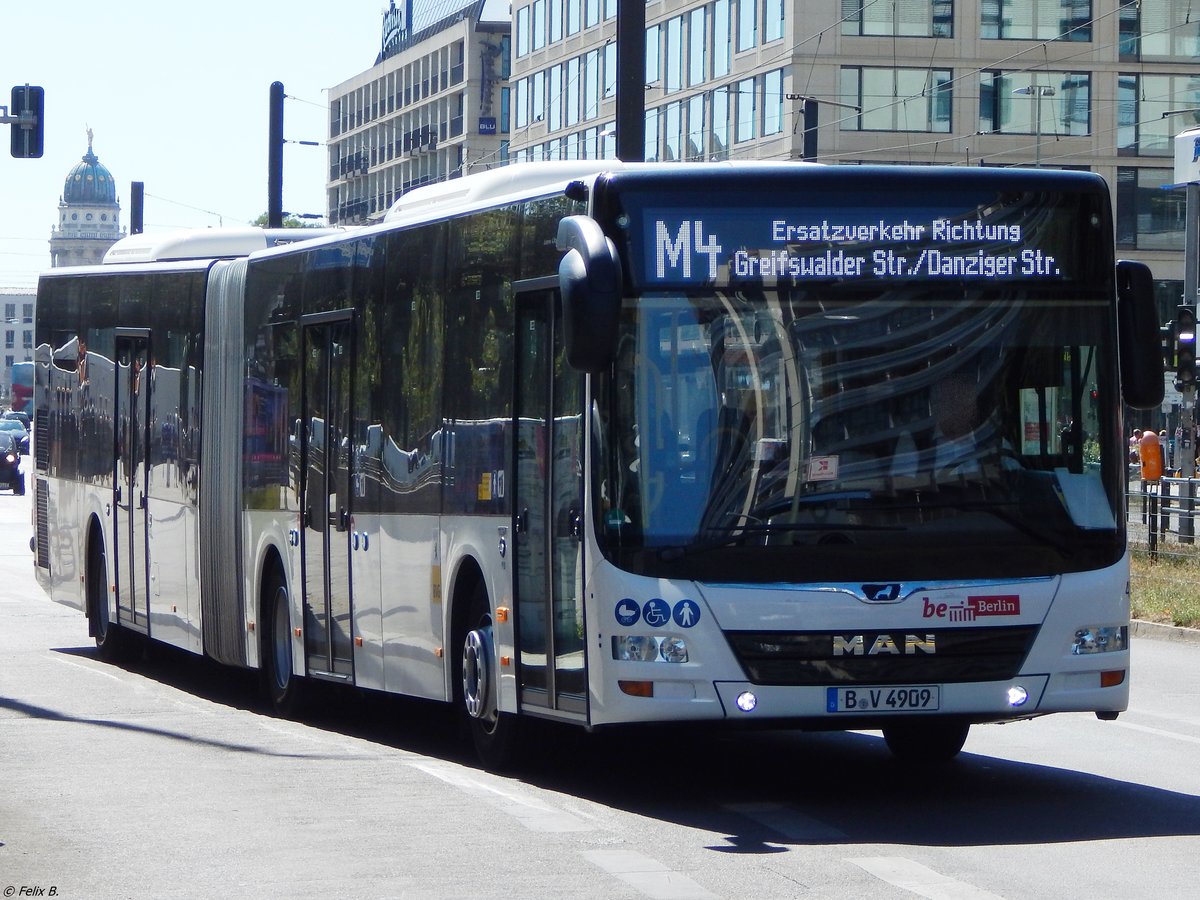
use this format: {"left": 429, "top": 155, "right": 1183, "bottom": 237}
{"left": 1072, "top": 626, "right": 1128, "bottom": 655}
{"left": 735, "top": 691, "right": 757, "bottom": 712}
{"left": 1007, "top": 685, "right": 1029, "bottom": 708}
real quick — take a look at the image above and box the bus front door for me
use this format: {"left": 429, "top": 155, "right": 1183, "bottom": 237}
{"left": 514, "top": 287, "right": 586, "bottom": 717}
{"left": 299, "top": 312, "right": 355, "bottom": 681}
{"left": 114, "top": 330, "right": 151, "bottom": 633}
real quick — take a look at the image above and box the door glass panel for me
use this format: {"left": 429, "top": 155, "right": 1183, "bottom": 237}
{"left": 301, "top": 318, "right": 355, "bottom": 677}
{"left": 515, "top": 290, "right": 585, "bottom": 707}
{"left": 115, "top": 335, "right": 150, "bottom": 628}
{"left": 515, "top": 302, "right": 551, "bottom": 696}
{"left": 551, "top": 318, "right": 584, "bottom": 699}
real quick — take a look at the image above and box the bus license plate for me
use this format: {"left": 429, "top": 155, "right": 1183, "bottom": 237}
{"left": 826, "top": 685, "right": 940, "bottom": 713}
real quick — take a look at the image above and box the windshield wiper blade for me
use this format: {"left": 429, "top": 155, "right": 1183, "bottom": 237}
{"left": 657, "top": 522, "right": 904, "bottom": 561}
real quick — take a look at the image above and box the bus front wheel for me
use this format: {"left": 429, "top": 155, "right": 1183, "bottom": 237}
{"left": 460, "top": 584, "right": 518, "bottom": 770}
{"left": 882, "top": 719, "right": 970, "bottom": 763}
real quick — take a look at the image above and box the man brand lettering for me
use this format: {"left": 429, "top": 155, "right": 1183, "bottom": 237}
{"left": 921, "top": 594, "right": 1021, "bottom": 622}
{"left": 655, "top": 220, "right": 723, "bottom": 279}
{"left": 832, "top": 634, "right": 936, "bottom": 656}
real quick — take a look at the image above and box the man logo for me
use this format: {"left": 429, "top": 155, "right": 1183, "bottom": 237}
{"left": 863, "top": 583, "right": 902, "bottom": 602}
{"left": 833, "top": 634, "right": 937, "bottom": 656}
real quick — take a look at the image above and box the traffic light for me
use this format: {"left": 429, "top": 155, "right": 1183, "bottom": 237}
{"left": 1162, "top": 321, "right": 1176, "bottom": 371}
{"left": 1175, "top": 304, "right": 1196, "bottom": 390}
{"left": 9, "top": 85, "right": 44, "bottom": 158}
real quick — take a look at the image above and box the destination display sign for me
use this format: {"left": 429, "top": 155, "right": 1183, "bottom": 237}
{"left": 639, "top": 199, "right": 1080, "bottom": 289}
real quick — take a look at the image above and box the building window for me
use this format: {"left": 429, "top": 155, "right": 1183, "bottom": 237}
{"left": 763, "top": 69, "right": 783, "bottom": 136}
{"left": 842, "top": 0, "right": 952, "bottom": 37}
{"left": 713, "top": 0, "right": 731, "bottom": 78}
{"left": 551, "top": 0, "right": 563, "bottom": 43}
{"left": 665, "top": 102, "right": 683, "bottom": 161}
{"left": 712, "top": 87, "right": 730, "bottom": 159}
{"left": 4, "top": 332, "right": 12, "bottom": 351}
{"left": 517, "top": 5, "right": 530, "bottom": 56}
{"left": 646, "top": 24, "right": 661, "bottom": 86}
{"left": 687, "top": 94, "right": 706, "bottom": 159}
{"left": 736, "top": 77, "right": 757, "bottom": 142}
{"left": 737, "top": 0, "right": 757, "bottom": 52}
{"left": 549, "top": 65, "right": 563, "bottom": 131}
{"left": 1119, "top": 74, "right": 1200, "bottom": 156}
{"left": 981, "top": 0, "right": 1091, "bottom": 41}
{"left": 666, "top": 17, "right": 683, "bottom": 93}
{"left": 1116, "top": 167, "right": 1185, "bottom": 250}
{"left": 567, "top": 0, "right": 581, "bottom": 35}
{"left": 842, "top": 67, "right": 952, "bottom": 132}
{"left": 584, "top": 49, "right": 600, "bottom": 120}
{"left": 979, "top": 71, "right": 1090, "bottom": 136}
{"left": 533, "top": 0, "right": 546, "bottom": 50}
{"left": 515, "top": 78, "right": 529, "bottom": 129}
{"left": 567, "top": 57, "right": 581, "bottom": 127}
{"left": 689, "top": 7, "right": 707, "bottom": 88}
{"left": 645, "top": 107, "right": 660, "bottom": 161}
{"left": 1120, "top": 0, "right": 1200, "bottom": 60}
{"left": 604, "top": 42, "right": 616, "bottom": 99}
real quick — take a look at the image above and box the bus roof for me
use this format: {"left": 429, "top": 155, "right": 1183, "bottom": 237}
{"left": 102, "top": 226, "right": 348, "bottom": 264}
{"left": 381, "top": 159, "right": 832, "bottom": 226}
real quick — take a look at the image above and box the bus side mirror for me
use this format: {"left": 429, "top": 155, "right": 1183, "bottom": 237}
{"left": 1116, "top": 260, "right": 1164, "bottom": 410}
{"left": 557, "top": 215, "right": 622, "bottom": 374}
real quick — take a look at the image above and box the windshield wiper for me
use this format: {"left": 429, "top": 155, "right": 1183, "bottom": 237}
{"left": 657, "top": 521, "right": 903, "bottom": 561}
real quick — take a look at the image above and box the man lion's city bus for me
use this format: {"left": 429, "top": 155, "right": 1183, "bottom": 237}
{"left": 32, "top": 162, "right": 1163, "bottom": 768}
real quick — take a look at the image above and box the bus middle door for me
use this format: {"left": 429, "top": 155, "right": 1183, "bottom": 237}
{"left": 299, "top": 312, "right": 356, "bottom": 682}
{"left": 114, "top": 329, "right": 151, "bottom": 633}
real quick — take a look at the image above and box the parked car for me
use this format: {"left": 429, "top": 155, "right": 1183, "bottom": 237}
{"left": 0, "top": 433, "right": 24, "bottom": 495}
{"left": 0, "top": 418, "right": 29, "bottom": 455}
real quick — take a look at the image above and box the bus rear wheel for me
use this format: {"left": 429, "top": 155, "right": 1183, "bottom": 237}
{"left": 460, "top": 584, "right": 518, "bottom": 770}
{"left": 264, "top": 571, "right": 305, "bottom": 717}
{"left": 882, "top": 719, "right": 970, "bottom": 763}
{"left": 89, "top": 532, "right": 129, "bottom": 662}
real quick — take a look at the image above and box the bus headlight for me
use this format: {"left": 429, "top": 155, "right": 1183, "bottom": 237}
{"left": 1072, "top": 626, "right": 1128, "bottom": 655}
{"left": 611, "top": 635, "right": 688, "bottom": 663}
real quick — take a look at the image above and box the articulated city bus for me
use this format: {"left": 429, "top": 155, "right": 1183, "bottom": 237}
{"left": 33, "top": 161, "right": 1163, "bottom": 768}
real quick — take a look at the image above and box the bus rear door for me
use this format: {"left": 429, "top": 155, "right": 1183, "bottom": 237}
{"left": 299, "top": 311, "right": 356, "bottom": 681}
{"left": 114, "top": 329, "right": 151, "bottom": 633}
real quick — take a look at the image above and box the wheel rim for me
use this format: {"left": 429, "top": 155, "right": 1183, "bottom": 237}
{"left": 462, "top": 625, "right": 494, "bottom": 723}
{"left": 271, "top": 585, "right": 292, "bottom": 690}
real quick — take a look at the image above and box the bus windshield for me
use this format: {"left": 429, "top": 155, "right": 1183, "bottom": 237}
{"left": 590, "top": 170, "right": 1122, "bottom": 584}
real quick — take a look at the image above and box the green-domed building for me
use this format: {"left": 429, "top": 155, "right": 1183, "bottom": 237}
{"left": 49, "top": 129, "right": 126, "bottom": 267}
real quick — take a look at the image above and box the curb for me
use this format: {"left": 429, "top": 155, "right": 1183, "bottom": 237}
{"left": 1131, "top": 619, "right": 1200, "bottom": 645}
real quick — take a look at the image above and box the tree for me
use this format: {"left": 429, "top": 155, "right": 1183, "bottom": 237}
{"left": 250, "top": 213, "right": 324, "bottom": 229}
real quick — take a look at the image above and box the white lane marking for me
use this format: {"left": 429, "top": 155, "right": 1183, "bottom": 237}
{"left": 1113, "top": 720, "right": 1200, "bottom": 745}
{"left": 410, "top": 760, "right": 592, "bottom": 832}
{"left": 724, "top": 802, "right": 847, "bottom": 841}
{"left": 848, "top": 857, "right": 1004, "bottom": 900}
{"left": 582, "top": 849, "right": 719, "bottom": 900}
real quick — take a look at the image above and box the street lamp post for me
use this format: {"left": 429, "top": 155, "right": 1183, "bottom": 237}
{"left": 1013, "top": 83, "right": 1056, "bottom": 168}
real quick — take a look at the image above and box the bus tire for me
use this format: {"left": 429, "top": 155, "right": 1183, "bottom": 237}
{"left": 88, "top": 530, "right": 129, "bottom": 662}
{"left": 460, "top": 582, "right": 519, "bottom": 770}
{"left": 263, "top": 569, "right": 305, "bottom": 717}
{"left": 882, "top": 719, "right": 970, "bottom": 763}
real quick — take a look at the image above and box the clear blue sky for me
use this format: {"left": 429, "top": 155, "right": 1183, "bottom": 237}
{"left": 0, "top": 1, "right": 382, "bottom": 290}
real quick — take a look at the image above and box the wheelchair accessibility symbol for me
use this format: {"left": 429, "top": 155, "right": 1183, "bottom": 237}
{"left": 642, "top": 598, "right": 671, "bottom": 627}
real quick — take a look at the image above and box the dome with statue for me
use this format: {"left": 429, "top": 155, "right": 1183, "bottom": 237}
{"left": 63, "top": 129, "right": 117, "bottom": 205}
